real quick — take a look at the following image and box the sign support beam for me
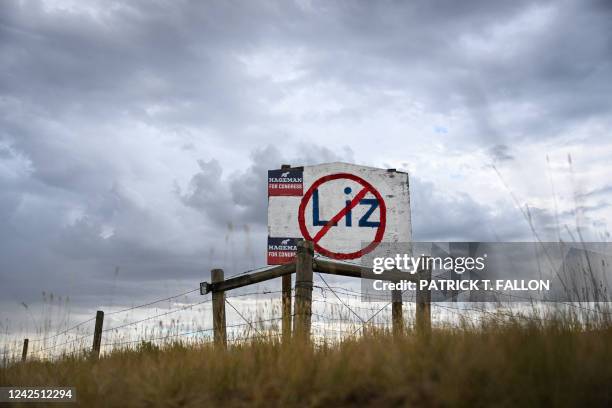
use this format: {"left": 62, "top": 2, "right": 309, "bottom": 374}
{"left": 293, "top": 240, "right": 314, "bottom": 342}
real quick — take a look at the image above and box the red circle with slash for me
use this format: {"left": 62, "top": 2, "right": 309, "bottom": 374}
{"left": 298, "top": 173, "right": 386, "bottom": 260}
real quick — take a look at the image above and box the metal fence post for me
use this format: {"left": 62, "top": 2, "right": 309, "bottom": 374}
{"left": 92, "top": 310, "right": 104, "bottom": 358}
{"left": 212, "top": 269, "right": 227, "bottom": 347}
{"left": 282, "top": 273, "right": 292, "bottom": 342}
{"left": 293, "top": 240, "right": 313, "bottom": 342}
{"left": 21, "top": 338, "right": 28, "bottom": 362}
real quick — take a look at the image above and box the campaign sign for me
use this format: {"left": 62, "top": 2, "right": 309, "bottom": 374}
{"left": 267, "top": 237, "right": 300, "bottom": 264}
{"left": 267, "top": 162, "right": 412, "bottom": 265}
{"left": 268, "top": 168, "right": 303, "bottom": 196}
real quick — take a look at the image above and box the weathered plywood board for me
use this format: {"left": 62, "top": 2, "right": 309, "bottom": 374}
{"left": 267, "top": 162, "right": 411, "bottom": 264}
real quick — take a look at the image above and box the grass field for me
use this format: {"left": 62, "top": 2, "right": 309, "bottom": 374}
{"left": 2, "top": 315, "right": 612, "bottom": 407}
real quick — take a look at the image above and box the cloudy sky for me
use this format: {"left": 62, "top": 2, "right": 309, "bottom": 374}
{"left": 1, "top": 0, "right": 611, "bottom": 338}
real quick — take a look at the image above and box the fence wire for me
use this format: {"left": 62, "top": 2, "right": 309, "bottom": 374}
{"left": 3, "top": 267, "right": 611, "bottom": 364}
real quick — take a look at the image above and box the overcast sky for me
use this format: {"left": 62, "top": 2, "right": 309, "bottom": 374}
{"left": 1, "top": 0, "right": 611, "bottom": 338}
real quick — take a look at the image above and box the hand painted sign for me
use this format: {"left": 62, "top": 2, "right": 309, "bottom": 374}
{"left": 267, "top": 162, "right": 411, "bottom": 265}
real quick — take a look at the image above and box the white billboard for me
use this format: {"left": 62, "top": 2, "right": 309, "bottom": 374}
{"left": 267, "top": 162, "right": 411, "bottom": 264}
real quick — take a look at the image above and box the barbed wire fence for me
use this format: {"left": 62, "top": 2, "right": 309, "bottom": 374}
{"left": 3, "top": 253, "right": 611, "bottom": 367}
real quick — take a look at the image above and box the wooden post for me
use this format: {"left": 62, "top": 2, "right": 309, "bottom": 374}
{"left": 282, "top": 274, "right": 292, "bottom": 342}
{"left": 416, "top": 259, "right": 431, "bottom": 336}
{"left": 211, "top": 269, "right": 227, "bottom": 347}
{"left": 293, "top": 240, "right": 313, "bottom": 341}
{"left": 280, "top": 164, "right": 293, "bottom": 343}
{"left": 392, "top": 290, "right": 403, "bottom": 335}
{"left": 92, "top": 310, "right": 104, "bottom": 358}
{"left": 21, "top": 339, "right": 28, "bottom": 362}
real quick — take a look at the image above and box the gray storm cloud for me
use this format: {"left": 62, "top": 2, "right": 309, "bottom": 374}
{"left": 1, "top": 0, "right": 611, "bottom": 331}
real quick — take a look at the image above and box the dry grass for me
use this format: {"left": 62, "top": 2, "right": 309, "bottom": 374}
{"left": 2, "top": 318, "right": 612, "bottom": 407}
